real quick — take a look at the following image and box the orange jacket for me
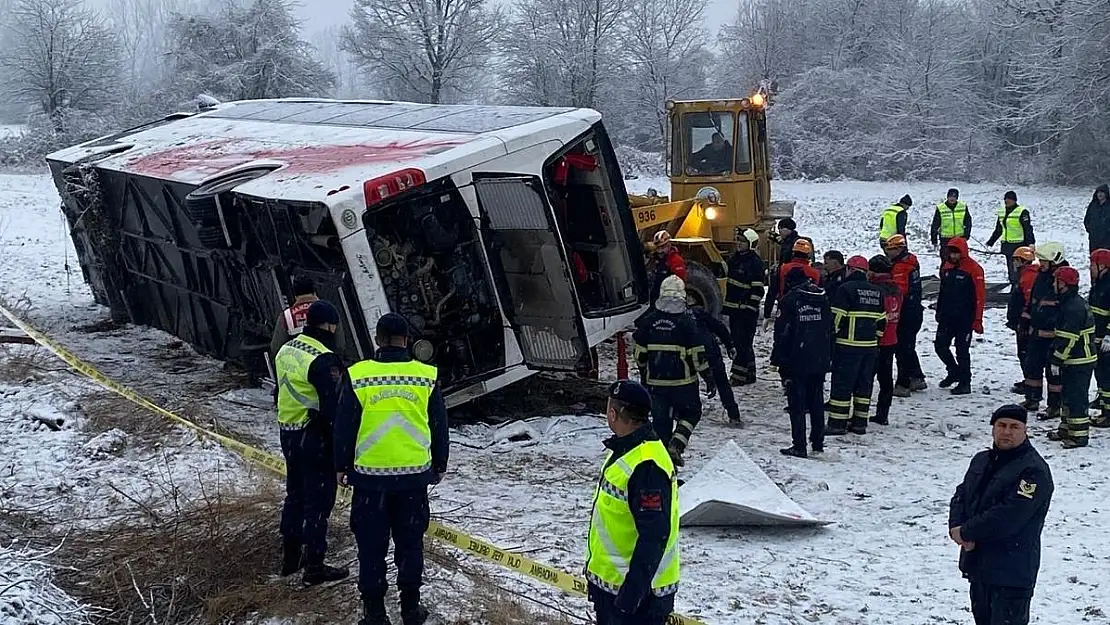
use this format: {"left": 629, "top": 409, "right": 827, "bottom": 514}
{"left": 939, "top": 237, "right": 986, "bottom": 331}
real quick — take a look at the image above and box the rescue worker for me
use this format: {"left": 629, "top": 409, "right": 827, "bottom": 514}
{"left": 649, "top": 230, "right": 687, "bottom": 305}
{"left": 986, "top": 191, "right": 1035, "bottom": 284}
{"left": 274, "top": 300, "right": 351, "bottom": 585}
{"left": 868, "top": 255, "right": 902, "bottom": 426}
{"left": 1021, "top": 242, "right": 1067, "bottom": 415}
{"left": 884, "top": 235, "right": 927, "bottom": 395}
{"left": 1089, "top": 248, "right": 1110, "bottom": 428}
{"left": 690, "top": 305, "right": 741, "bottom": 424}
{"left": 822, "top": 250, "right": 847, "bottom": 303}
{"left": 336, "top": 313, "right": 450, "bottom": 625}
{"left": 1047, "top": 266, "right": 1096, "bottom": 448}
{"left": 771, "top": 268, "right": 832, "bottom": 457}
{"left": 878, "top": 195, "right": 912, "bottom": 246}
{"left": 271, "top": 277, "right": 319, "bottom": 361}
{"left": 948, "top": 404, "right": 1053, "bottom": 625}
{"left": 935, "top": 237, "right": 986, "bottom": 396}
{"left": 586, "top": 380, "right": 679, "bottom": 625}
{"left": 1006, "top": 247, "right": 1039, "bottom": 395}
{"left": 632, "top": 275, "right": 708, "bottom": 467}
{"left": 930, "top": 188, "right": 972, "bottom": 256}
{"left": 774, "top": 218, "right": 801, "bottom": 263}
{"left": 764, "top": 238, "right": 822, "bottom": 322}
{"left": 1083, "top": 184, "right": 1110, "bottom": 252}
{"left": 723, "top": 227, "right": 764, "bottom": 386}
{"left": 826, "top": 255, "right": 886, "bottom": 435}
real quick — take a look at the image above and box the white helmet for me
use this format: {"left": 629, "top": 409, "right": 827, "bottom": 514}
{"left": 1034, "top": 242, "right": 1065, "bottom": 265}
{"left": 660, "top": 275, "right": 686, "bottom": 299}
{"left": 739, "top": 228, "right": 760, "bottom": 245}
{"left": 653, "top": 230, "right": 672, "bottom": 246}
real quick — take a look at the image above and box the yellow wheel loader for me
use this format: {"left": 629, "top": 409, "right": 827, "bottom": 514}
{"left": 628, "top": 92, "right": 796, "bottom": 317}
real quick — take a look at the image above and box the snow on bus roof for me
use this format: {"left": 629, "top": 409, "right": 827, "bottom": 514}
{"left": 45, "top": 99, "right": 597, "bottom": 200}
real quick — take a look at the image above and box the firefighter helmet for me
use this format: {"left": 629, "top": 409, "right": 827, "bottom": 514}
{"left": 792, "top": 238, "right": 813, "bottom": 257}
{"left": 883, "top": 234, "right": 907, "bottom": 249}
{"left": 659, "top": 275, "right": 686, "bottom": 299}
{"left": 653, "top": 230, "right": 671, "bottom": 246}
{"left": 1012, "top": 246, "right": 1036, "bottom": 263}
{"left": 1034, "top": 242, "right": 1065, "bottom": 265}
{"left": 1055, "top": 266, "right": 1080, "bottom": 287}
{"left": 846, "top": 255, "right": 869, "bottom": 271}
{"left": 1091, "top": 248, "right": 1110, "bottom": 268}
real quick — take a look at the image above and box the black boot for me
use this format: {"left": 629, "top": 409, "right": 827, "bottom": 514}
{"left": 1010, "top": 381, "right": 1027, "bottom": 395}
{"left": 1020, "top": 398, "right": 1040, "bottom": 412}
{"left": 726, "top": 405, "right": 744, "bottom": 427}
{"left": 869, "top": 415, "right": 889, "bottom": 426}
{"left": 302, "top": 563, "right": 349, "bottom": 586}
{"left": 847, "top": 422, "right": 867, "bottom": 435}
{"left": 400, "top": 588, "right": 429, "bottom": 625}
{"left": 780, "top": 446, "right": 807, "bottom": 458}
{"left": 939, "top": 373, "right": 959, "bottom": 389}
{"left": 1092, "top": 411, "right": 1110, "bottom": 428}
{"left": 280, "top": 538, "right": 303, "bottom": 577}
{"left": 950, "top": 382, "right": 971, "bottom": 395}
{"left": 825, "top": 421, "right": 848, "bottom": 435}
{"left": 359, "top": 598, "right": 391, "bottom": 625}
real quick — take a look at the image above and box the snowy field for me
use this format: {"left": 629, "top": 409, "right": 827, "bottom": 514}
{"left": 0, "top": 124, "right": 26, "bottom": 139}
{"left": 2, "top": 171, "right": 1109, "bottom": 625}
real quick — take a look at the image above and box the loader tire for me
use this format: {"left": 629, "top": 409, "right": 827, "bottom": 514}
{"left": 685, "top": 261, "right": 722, "bottom": 319}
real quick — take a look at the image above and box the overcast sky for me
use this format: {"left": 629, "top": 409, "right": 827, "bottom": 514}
{"left": 285, "top": 0, "right": 739, "bottom": 37}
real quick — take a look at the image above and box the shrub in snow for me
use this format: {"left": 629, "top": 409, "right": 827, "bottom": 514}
{"left": 0, "top": 543, "right": 94, "bottom": 625}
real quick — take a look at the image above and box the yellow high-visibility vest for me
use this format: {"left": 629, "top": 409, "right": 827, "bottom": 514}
{"left": 879, "top": 205, "right": 905, "bottom": 240}
{"left": 997, "top": 205, "right": 1029, "bottom": 243}
{"left": 585, "top": 439, "right": 680, "bottom": 597}
{"left": 935, "top": 201, "right": 967, "bottom": 238}
{"left": 348, "top": 359, "right": 437, "bottom": 476}
{"left": 274, "top": 335, "right": 331, "bottom": 430}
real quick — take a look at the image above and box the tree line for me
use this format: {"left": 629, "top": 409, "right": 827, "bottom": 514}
{"left": 0, "top": 0, "right": 1106, "bottom": 185}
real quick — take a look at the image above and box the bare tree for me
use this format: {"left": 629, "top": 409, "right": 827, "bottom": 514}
{"left": 0, "top": 0, "right": 122, "bottom": 130}
{"left": 341, "top": 0, "right": 502, "bottom": 104}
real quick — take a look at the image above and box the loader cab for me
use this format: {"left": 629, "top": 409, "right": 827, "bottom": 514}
{"left": 665, "top": 96, "right": 778, "bottom": 256}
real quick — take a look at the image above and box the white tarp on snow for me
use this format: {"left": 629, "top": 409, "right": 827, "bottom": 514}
{"left": 679, "top": 440, "right": 831, "bottom": 527}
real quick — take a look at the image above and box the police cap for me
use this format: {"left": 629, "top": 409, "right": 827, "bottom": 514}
{"left": 608, "top": 379, "right": 652, "bottom": 419}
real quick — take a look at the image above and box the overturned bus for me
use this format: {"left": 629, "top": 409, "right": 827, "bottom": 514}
{"left": 45, "top": 99, "right": 650, "bottom": 406}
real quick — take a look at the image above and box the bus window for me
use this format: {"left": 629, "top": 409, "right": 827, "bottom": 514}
{"left": 735, "top": 112, "right": 752, "bottom": 174}
{"left": 683, "top": 111, "right": 734, "bottom": 176}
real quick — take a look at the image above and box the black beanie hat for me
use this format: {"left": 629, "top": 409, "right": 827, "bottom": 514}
{"left": 990, "top": 404, "right": 1028, "bottom": 425}
{"left": 779, "top": 218, "right": 796, "bottom": 231}
{"left": 899, "top": 194, "right": 913, "bottom": 207}
{"left": 868, "top": 254, "right": 892, "bottom": 273}
{"left": 306, "top": 300, "right": 341, "bottom": 326}
{"left": 1004, "top": 190, "right": 1018, "bottom": 202}
{"left": 947, "top": 188, "right": 959, "bottom": 199}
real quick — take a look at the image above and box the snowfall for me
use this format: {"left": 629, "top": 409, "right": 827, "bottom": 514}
{"left": 1, "top": 168, "right": 1108, "bottom": 625}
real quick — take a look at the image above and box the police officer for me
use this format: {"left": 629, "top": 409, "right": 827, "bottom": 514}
{"left": 986, "top": 191, "right": 1035, "bottom": 284}
{"left": 771, "top": 268, "right": 833, "bottom": 457}
{"left": 879, "top": 195, "right": 912, "bottom": 247}
{"left": 1021, "top": 243, "right": 1067, "bottom": 416}
{"left": 1007, "top": 247, "right": 1039, "bottom": 395}
{"left": 689, "top": 305, "right": 741, "bottom": 425}
{"left": 587, "top": 380, "right": 679, "bottom": 625}
{"left": 827, "top": 256, "right": 886, "bottom": 435}
{"left": 1089, "top": 249, "right": 1110, "bottom": 427}
{"left": 632, "top": 275, "right": 708, "bottom": 466}
{"left": 1047, "top": 266, "right": 1096, "bottom": 449}
{"left": 273, "top": 300, "right": 351, "bottom": 585}
{"left": 948, "top": 404, "right": 1053, "bottom": 625}
{"left": 723, "top": 228, "right": 764, "bottom": 386}
{"left": 336, "top": 313, "right": 450, "bottom": 625}
{"left": 886, "top": 235, "right": 927, "bottom": 395}
{"left": 930, "top": 188, "right": 972, "bottom": 255}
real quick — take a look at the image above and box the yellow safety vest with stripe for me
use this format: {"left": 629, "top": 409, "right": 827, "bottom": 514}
{"left": 997, "top": 205, "right": 1028, "bottom": 243}
{"left": 879, "top": 204, "right": 905, "bottom": 240}
{"left": 1053, "top": 304, "right": 1097, "bottom": 366}
{"left": 275, "top": 335, "right": 332, "bottom": 430}
{"left": 348, "top": 359, "right": 438, "bottom": 476}
{"left": 935, "top": 201, "right": 967, "bottom": 238}
{"left": 632, "top": 342, "right": 708, "bottom": 386}
{"left": 586, "top": 440, "right": 679, "bottom": 597}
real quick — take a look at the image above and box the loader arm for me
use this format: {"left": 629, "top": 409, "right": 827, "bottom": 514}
{"left": 628, "top": 195, "right": 718, "bottom": 242}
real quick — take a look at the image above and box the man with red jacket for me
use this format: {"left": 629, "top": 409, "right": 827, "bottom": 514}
{"left": 764, "top": 238, "right": 822, "bottom": 322}
{"left": 935, "top": 237, "right": 986, "bottom": 395}
{"left": 1007, "top": 247, "right": 1039, "bottom": 395}
{"left": 884, "top": 235, "right": 927, "bottom": 395}
{"left": 868, "top": 255, "right": 902, "bottom": 425}
{"left": 649, "top": 230, "right": 687, "bottom": 305}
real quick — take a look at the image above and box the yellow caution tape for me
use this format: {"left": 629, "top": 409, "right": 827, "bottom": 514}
{"left": 0, "top": 304, "right": 707, "bottom": 625}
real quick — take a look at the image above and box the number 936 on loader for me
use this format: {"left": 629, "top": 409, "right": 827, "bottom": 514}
{"left": 627, "top": 92, "right": 796, "bottom": 318}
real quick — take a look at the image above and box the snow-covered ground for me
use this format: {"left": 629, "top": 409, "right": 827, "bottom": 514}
{"left": 0, "top": 124, "right": 26, "bottom": 139}
{"left": 2, "top": 171, "right": 1109, "bottom": 624}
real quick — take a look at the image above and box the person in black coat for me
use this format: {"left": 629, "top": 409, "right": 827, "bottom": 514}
{"left": 821, "top": 250, "right": 847, "bottom": 303}
{"left": 949, "top": 404, "right": 1053, "bottom": 625}
{"left": 1084, "top": 184, "right": 1110, "bottom": 252}
{"left": 771, "top": 268, "right": 833, "bottom": 458}
{"left": 690, "top": 307, "right": 741, "bottom": 424}
{"left": 723, "top": 228, "right": 765, "bottom": 386}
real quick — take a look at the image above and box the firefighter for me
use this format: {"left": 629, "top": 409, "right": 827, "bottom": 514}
{"left": 878, "top": 195, "right": 912, "bottom": 246}
{"left": 930, "top": 188, "right": 972, "bottom": 257}
{"left": 690, "top": 305, "right": 742, "bottom": 425}
{"left": 649, "top": 231, "right": 687, "bottom": 304}
{"left": 771, "top": 267, "right": 833, "bottom": 457}
{"left": 764, "top": 238, "right": 822, "bottom": 323}
{"left": 1007, "top": 246, "right": 1039, "bottom": 395}
{"left": 935, "top": 238, "right": 985, "bottom": 395}
{"left": 337, "top": 313, "right": 450, "bottom": 625}
{"left": 986, "top": 190, "right": 1035, "bottom": 284}
{"left": 586, "top": 380, "right": 679, "bottom": 625}
{"left": 1021, "top": 242, "right": 1067, "bottom": 415}
{"left": 1048, "top": 266, "right": 1096, "bottom": 448}
{"left": 868, "top": 255, "right": 902, "bottom": 426}
{"left": 826, "top": 255, "right": 886, "bottom": 435}
{"left": 822, "top": 250, "right": 847, "bottom": 303}
{"left": 1090, "top": 248, "right": 1110, "bottom": 428}
{"left": 884, "top": 235, "right": 927, "bottom": 395}
{"left": 632, "top": 275, "right": 708, "bottom": 467}
{"left": 723, "top": 228, "right": 764, "bottom": 386}
{"left": 273, "top": 300, "right": 351, "bottom": 585}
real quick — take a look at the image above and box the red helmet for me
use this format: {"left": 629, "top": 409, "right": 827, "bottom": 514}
{"left": 1091, "top": 248, "right": 1110, "bottom": 268}
{"left": 1055, "top": 266, "right": 1080, "bottom": 287}
{"left": 846, "top": 255, "right": 869, "bottom": 271}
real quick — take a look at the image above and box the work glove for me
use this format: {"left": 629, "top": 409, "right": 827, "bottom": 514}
{"left": 1101, "top": 336, "right": 1110, "bottom": 353}
{"left": 973, "top": 321, "right": 984, "bottom": 335}
{"left": 1050, "top": 364, "right": 1061, "bottom": 377}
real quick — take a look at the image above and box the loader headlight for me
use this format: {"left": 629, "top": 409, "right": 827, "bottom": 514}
{"left": 704, "top": 206, "right": 718, "bottom": 220}
{"left": 751, "top": 93, "right": 765, "bottom": 107}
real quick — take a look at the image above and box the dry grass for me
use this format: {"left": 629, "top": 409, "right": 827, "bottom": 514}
{"left": 0, "top": 343, "right": 69, "bottom": 384}
{"left": 78, "top": 390, "right": 176, "bottom": 444}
